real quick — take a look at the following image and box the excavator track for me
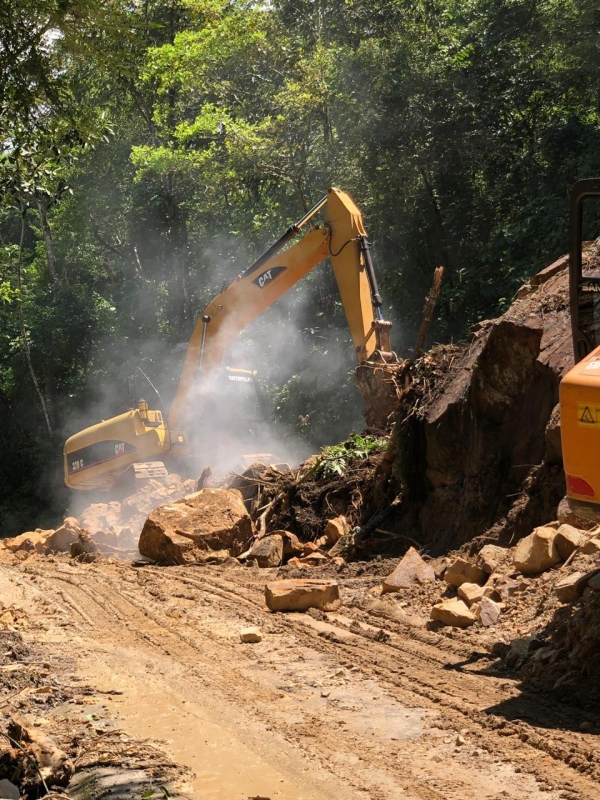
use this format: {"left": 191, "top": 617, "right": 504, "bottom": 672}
{"left": 120, "top": 461, "right": 168, "bottom": 490}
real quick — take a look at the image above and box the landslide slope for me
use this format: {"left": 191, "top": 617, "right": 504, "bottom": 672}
{"left": 379, "top": 254, "right": 577, "bottom": 554}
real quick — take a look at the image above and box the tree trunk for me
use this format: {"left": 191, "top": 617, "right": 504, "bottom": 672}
{"left": 415, "top": 266, "right": 444, "bottom": 357}
{"left": 36, "top": 198, "right": 59, "bottom": 282}
{"left": 417, "top": 164, "right": 455, "bottom": 286}
{"left": 17, "top": 207, "right": 53, "bottom": 436}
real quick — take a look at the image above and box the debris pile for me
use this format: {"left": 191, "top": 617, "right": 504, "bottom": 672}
{"left": 0, "top": 647, "right": 192, "bottom": 799}
{"left": 214, "top": 254, "right": 580, "bottom": 561}
{"left": 338, "top": 505, "right": 600, "bottom": 707}
{"left": 232, "top": 455, "right": 385, "bottom": 544}
{"left": 1, "top": 474, "right": 196, "bottom": 561}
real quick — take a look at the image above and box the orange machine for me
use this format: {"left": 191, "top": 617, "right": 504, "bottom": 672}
{"left": 560, "top": 178, "right": 600, "bottom": 518}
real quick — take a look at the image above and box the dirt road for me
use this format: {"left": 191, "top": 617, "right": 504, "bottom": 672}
{"left": 1, "top": 555, "right": 598, "bottom": 800}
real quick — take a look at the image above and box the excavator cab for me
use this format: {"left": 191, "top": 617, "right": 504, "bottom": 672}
{"left": 560, "top": 179, "right": 600, "bottom": 517}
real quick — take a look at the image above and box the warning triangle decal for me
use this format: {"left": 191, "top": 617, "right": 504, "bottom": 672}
{"left": 580, "top": 406, "right": 595, "bottom": 424}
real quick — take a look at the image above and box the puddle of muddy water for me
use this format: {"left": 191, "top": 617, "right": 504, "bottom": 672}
{"left": 76, "top": 646, "right": 357, "bottom": 800}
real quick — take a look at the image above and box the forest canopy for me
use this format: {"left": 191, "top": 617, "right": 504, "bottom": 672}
{"left": 1, "top": 0, "right": 599, "bottom": 530}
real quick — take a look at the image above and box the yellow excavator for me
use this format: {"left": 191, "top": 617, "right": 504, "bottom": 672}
{"left": 63, "top": 187, "right": 395, "bottom": 491}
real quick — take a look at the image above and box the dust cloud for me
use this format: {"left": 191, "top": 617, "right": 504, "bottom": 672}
{"left": 58, "top": 217, "right": 391, "bottom": 522}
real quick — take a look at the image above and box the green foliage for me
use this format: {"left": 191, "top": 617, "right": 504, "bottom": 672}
{"left": 312, "top": 433, "right": 388, "bottom": 481}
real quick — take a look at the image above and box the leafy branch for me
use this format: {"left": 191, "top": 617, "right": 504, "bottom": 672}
{"left": 312, "top": 433, "right": 388, "bottom": 481}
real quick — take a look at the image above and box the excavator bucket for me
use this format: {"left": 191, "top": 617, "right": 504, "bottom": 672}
{"left": 355, "top": 351, "right": 403, "bottom": 430}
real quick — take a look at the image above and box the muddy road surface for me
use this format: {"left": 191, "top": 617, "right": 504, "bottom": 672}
{"left": 1, "top": 556, "right": 597, "bottom": 800}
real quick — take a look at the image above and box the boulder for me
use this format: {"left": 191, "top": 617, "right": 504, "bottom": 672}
{"left": 299, "top": 552, "right": 330, "bottom": 566}
{"left": 444, "top": 557, "right": 487, "bottom": 587}
{"left": 476, "top": 596, "right": 501, "bottom": 626}
{"left": 195, "top": 549, "right": 232, "bottom": 565}
{"left": 89, "top": 527, "right": 122, "bottom": 548}
{"left": 44, "top": 520, "right": 80, "bottom": 553}
{"left": 139, "top": 529, "right": 200, "bottom": 564}
{"left": 286, "top": 557, "right": 307, "bottom": 569}
{"left": 227, "top": 463, "right": 268, "bottom": 505}
{"left": 489, "top": 575, "right": 527, "bottom": 601}
{"left": 3, "top": 529, "right": 53, "bottom": 554}
{"left": 513, "top": 526, "right": 561, "bottom": 575}
{"left": 4, "top": 518, "right": 80, "bottom": 556}
{"left": 580, "top": 536, "right": 600, "bottom": 555}
{"left": 121, "top": 481, "right": 171, "bottom": 521}
{"left": 430, "top": 598, "right": 476, "bottom": 628}
{"left": 557, "top": 496, "right": 595, "bottom": 530}
{"left": 483, "top": 586, "right": 503, "bottom": 603}
{"left": 505, "top": 636, "right": 537, "bottom": 668}
{"left": 324, "top": 516, "right": 350, "bottom": 545}
{"left": 555, "top": 572, "right": 589, "bottom": 603}
{"left": 587, "top": 572, "right": 600, "bottom": 591}
{"left": 328, "top": 526, "right": 353, "bottom": 559}
{"left": 388, "top": 303, "right": 570, "bottom": 554}
{"left": 239, "top": 627, "right": 262, "bottom": 643}
{"left": 302, "top": 541, "right": 321, "bottom": 555}
{"left": 381, "top": 547, "right": 436, "bottom": 594}
{"left": 457, "top": 582, "right": 485, "bottom": 607}
{"left": 70, "top": 533, "right": 99, "bottom": 558}
{"left": 265, "top": 579, "right": 341, "bottom": 612}
{"left": 139, "top": 488, "right": 253, "bottom": 563}
{"left": 274, "top": 530, "right": 303, "bottom": 558}
{"left": 0, "top": 780, "right": 19, "bottom": 800}
{"left": 554, "top": 524, "right": 585, "bottom": 560}
{"left": 247, "top": 535, "right": 283, "bottom": 568}
{"left": 477, "top": 544, "right": 509, "bottom": 575}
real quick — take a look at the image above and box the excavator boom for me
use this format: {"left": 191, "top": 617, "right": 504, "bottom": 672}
{"left": 168, "top": 187, "right": 391, "bottom": 429}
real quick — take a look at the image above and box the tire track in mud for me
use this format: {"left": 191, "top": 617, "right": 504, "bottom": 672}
{"left": 7, "top": 564, "right": 463, "bottom": 799}
{"left": 15, "top": 566, "right": 409, "bottom": 799}
{"left": 104, "top": 562, "right": 597, "bottom": 797}
{"left": 155, "top": 565, "right": 600, "bottom": 799}
{"left": 11, "top": 559, "right": 600, "bottom": 800}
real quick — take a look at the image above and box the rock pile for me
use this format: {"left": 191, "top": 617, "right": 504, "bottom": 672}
{"left": 374, "top": 514, "right": 600, "bottom": 635}
{"left": 236, "top": 514, "right": 350, "bottom": 569}
{"left": 2, "top": 474, "right": 197, "bottom": 561}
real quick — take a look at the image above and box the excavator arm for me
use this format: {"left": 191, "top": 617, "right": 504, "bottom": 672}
{"left": 168, "top": 187, "right": 392, "bottom": 429}
{"left": 64, "top": 186, "right": 393, "bottom": 490}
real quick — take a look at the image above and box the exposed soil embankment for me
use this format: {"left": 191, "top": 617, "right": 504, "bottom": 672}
{"left": 379, "top": 255, "right": 574, "bottom": 554}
